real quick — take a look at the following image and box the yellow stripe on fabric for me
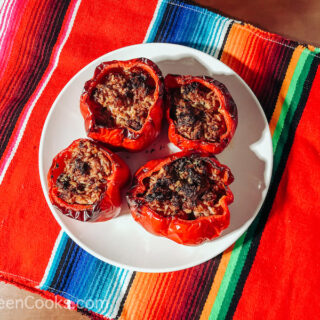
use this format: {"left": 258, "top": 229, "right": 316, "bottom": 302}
{"left": 199, "top": 244, "right": 234, "bottom": 320}
{"left": 269, "top": 46, "right": 304, "bottom": 135}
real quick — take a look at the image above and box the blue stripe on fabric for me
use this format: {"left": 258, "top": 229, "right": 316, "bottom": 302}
{"left": 55, "top": 242, "right": 80, "bottom": 292}
{"left": 42, "top": 232, "right": 132, "bottom": 317}
{"left": 160, "top": 2, "right": 179, "bottom": 42}
{"left": 146, "top": 0, "right": 231, "bottom": 59}
{"left": 39, "top": 232, "right": 69, "bottom": 291}
{"left": 107, "top": 269, "right": 130, "bottom": 316}
{"left": 211, "top": 17, "right": 229, "bottom": 57}
{"left": 50, "top": 237, "right": 77, "bottom": 291}
{"left": 147, "top": 0, "right": 168, "bottom": 42}
{"left": 212, "top": 17, "right": 228, "bottom": 56}
{"left": 203, "top": 16, "right": 219, "bottom": 53}
{"left": 66, "top": 250, "right": 96, "bottom": 299}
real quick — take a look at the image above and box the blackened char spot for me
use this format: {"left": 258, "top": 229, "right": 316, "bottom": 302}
{"left": 126, "top": 73, "right": 147, "bottom": 90}
{"left": 176, "top": 105, "right": 200, "bottom": 126}
{"left": 125, "top": 91, "right": 134, "bottom": 100}
{"left": 146, "top": 178, "right": 172, "bottom": 202}
{"left": 127, "top": 120, "right": 142, "bottom": 131}
{"left": 74, "top": 158, "right": 91, "bottom": 175}
{"left": 57, "top": 174, "right": 70, "bottom": 190}
{"left": 77, "top": 183, "right": 86, "bottom": 192}
{"left": 180, "top": 183, "right": 198, "bottom": 198}
{"left": 182, "top": 82, "right": 199, "bottom": 94}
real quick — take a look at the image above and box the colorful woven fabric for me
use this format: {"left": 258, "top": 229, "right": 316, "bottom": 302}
{"left": 1, "top": 0, "right": 320, "bottom": 319}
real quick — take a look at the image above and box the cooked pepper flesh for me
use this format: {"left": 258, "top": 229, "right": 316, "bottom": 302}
{"left": 92, "top": 67, "right": 156, "bottom": 131}
{"left": 170, "top": 82, "right": 226, "bottom": 142}
{"left": 127, "top": 151, "right": 234, "bottom": 245}
{"left": 56, "top": 140, "right": 112, "bottom": 205}
{"left": 142, "top": 155, "right": 227, "bottom": 220}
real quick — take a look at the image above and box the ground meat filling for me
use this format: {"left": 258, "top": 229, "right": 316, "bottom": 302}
{"left": 142, "top": 155, "right": 227, "bottom": 220}
{"left": 56, "top": 141, "right": 112, "bottom": 205}
{"left": 170, "top": 82, "right": 227, "bottom": 142}
{"left": 92, "top": 68, "right": 156, "bottom": 131}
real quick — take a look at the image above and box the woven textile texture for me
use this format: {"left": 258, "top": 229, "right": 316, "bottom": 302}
{"left": 0, "top": 0, "right": 319, "bottom": 319}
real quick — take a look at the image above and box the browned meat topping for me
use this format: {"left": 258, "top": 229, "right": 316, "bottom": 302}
{"left": 56, "top": 140, "right": 112, "bottom": 205}
{"left": 142, "top": 155, "right": 227, "bottom": 220}
{"left": 170, "top": 82, "right": 226, "bottom": 142}
{"left": 92, "top": 68, "right": 156, "bottom": 131}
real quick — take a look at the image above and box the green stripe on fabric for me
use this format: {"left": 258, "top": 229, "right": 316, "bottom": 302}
{"left": 217, "top": 209, "right": 263, "bottom": 320}
{"left": 208, "top": 233, "right": 246, "bottom": 320}
{"left": 273, "top": 51, "right": 315, "bottom": 172}
{"left": 272, "top": 49, "right": 310, "bottom": 152}
{"left": 208, "top": 49, "right": 317, "bottom": 319}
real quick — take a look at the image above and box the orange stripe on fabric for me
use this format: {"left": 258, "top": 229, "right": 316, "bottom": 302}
{"left": 221, "top": 23, "right": 280, "bottom": 96}
{"left": 119, "top": 273, "right": 157, "bottom": 319}
{"left": 220, "top": 24, "right": 244, "bottom": 69}
{"left": 120, "top": 268, "right": 195, "bottom": 320}
{"left": 139, "top": 273, "right": 166, "bottom": 320}
{"left": 269, "top": 47, "right": 303, "bottom": 135}
{"left": 220, "top": 24, "right": 265, "bottom": 94}
{"left": 235, "top": 27, "right": 258, "bottom": 79}
{"left": 199, "top": 245, "right": 234, "bottom": 320}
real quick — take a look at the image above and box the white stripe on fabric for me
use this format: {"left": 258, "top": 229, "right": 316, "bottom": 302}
{"left": 205, "top": 15, "right": 223, "bottom": 57}
{"left": 38, "top": 230, "right": 64, "bottom": 289}
{"left": 0, "top": 0, "right": 82, "bottom": 185}
{"left": 0, "top": 2, "right": 14, "bottom": 72}
{"left": 96, "top": 268, "right": 125, "bottom": 315}
{"left": 212, "top": 19, "right": 233, "bottom": 58}
{"left": 107, "top": 270, "right": 133, "bottom": 318}
{"left": 0, "top": 0, "right": 14, "bottom": 45}
{"left": 143, "top": 0, "right": 163, "bottom": 43}
{"left": 102, "top": 270, "right": 133, "bottom": 318}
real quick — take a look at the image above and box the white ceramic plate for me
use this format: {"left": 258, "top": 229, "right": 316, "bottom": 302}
{"left": 39, "top": 43, "right": 273, "bottom": 273}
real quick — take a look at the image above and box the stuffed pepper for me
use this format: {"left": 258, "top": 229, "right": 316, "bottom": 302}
{"left": 48, "top": 139, "right": 130, "bottom": 222}
{"left": 165, "top": 74, "right": 237, "bottom": 154}
{"left": 127, "top": 151, "right": 234, "bottom": 245}
{"left": 80, "top": 58, "right": 164, "bottom": 151}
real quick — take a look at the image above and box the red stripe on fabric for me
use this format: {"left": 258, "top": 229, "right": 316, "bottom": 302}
{"left": 164, "top": 265, "right": 196, "bottom": 319}
{"left": 233, "top": 64, "right": 320, "bottom": 320}
{"left": 150, "top": 271, "right": 188, "bottom": 320}
{"left": 178, "top": 263, "right": 211, "bottom": 319}
{"left": 0, "top": 0, "right": 70, "bottom": 174}
{"left": 0, "top": 0, "right": 52, "bottom": 145}
{"left": 0, "top": 0, "right": 156, "bottom": 284}
{"left": 0, "top": 0, "right": 23, "bottom": 78}
{"left": 0, "top": 0, "right": 48, "bottom": 105}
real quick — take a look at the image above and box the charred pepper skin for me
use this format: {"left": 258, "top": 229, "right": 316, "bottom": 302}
{"left": 47, "top": 139, "right": 130, "bottom": 222}
{"left": 126, "top": 150, "right": 234, "bottom": 245}
{"left": 165, "top": 74, "right": 238, "bottom": 154}
{"left": 80, "top": 58, "right": 164, "bottom": 152}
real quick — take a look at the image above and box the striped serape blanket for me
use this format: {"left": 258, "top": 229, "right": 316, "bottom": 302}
{"left": 0, "top": 0, "right": 319, "bottom": 319}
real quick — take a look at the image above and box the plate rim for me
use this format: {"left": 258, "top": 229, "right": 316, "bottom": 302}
{"left": 39, "top": 42, "right": 273, "bottom": 273}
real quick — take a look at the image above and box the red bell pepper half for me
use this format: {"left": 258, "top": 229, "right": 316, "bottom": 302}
{"left": 127, "top": 150, "right": 234, "bottom": 245}
{"left": 165, "top": 74, "right": 237, "bottom": 154}
{"left": 47, "top": 139, "right": 130, "bottom": 222}
{"left": 80, "top": 58, "right": 164, "bottom": 152}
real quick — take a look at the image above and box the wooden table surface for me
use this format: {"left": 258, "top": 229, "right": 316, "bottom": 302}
{"left": 1, "top": 1, "right": 319, "bottom": 319}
